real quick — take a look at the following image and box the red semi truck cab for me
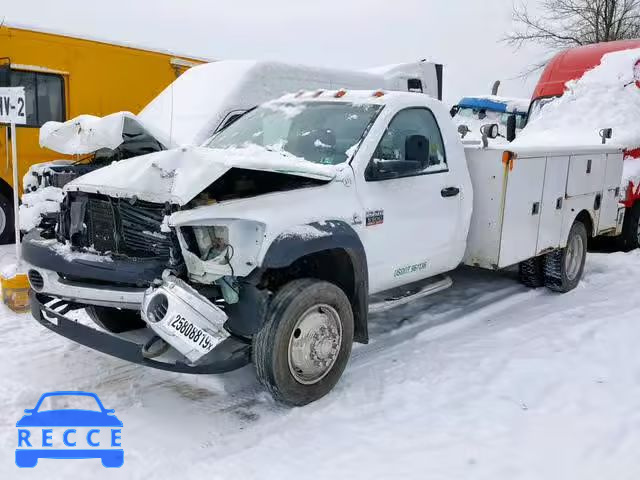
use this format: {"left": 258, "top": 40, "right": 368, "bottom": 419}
{"left": 529, "top": 40, "right": 640, "bottom": 248}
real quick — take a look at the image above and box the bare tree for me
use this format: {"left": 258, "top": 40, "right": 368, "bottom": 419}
{"left": 506, "top": 0, "right": 640, "bottom": 50}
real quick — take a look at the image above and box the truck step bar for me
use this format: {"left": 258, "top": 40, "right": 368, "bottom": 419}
{"left": 369, "top": 275, "right": 453, "bottom": 314}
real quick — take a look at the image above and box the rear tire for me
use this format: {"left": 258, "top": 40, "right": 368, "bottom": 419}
{"left": 518, "top": 256, "right": 545, "bottom": 288}
{"left": 253, "top": 278, "right": 354, "bottom": 406}
{"left": 620, "top": 203, "right": 640, "bottom": 251}
{"left": 544, "top": 221, "right": 587, "bottom": 293}
{"left": 0, "top": 191, "right": 15, "bottom": 245}
{"left": 86, "top": 306, "right": 146, "bottom": 333}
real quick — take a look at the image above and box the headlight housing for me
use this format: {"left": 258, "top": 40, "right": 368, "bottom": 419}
{"left": 192, "top": 225, "right": 230, "bottom": 261}
{"left": 177, "top": 220, "right": 266, "bottom": 282}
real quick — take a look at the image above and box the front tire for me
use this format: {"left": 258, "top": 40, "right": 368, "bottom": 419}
{"left": 86, "top": 306, "right": 146, "bottom": 333}
{"left": 0, "top": 190, "right": 15, "bottom": 245}
{"left": 544, "top": 221, "right": 587, "bottom": 293}
{"left": 253, "top": 278, "right": 354, "bottom": 406}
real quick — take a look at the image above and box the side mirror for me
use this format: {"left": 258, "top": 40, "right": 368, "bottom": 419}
{"left": 599, "top": 128, "right": 613, "bottom": 144}
{"left": 458, "top": 125, "right": 471, "bottom": 139}
{"left": 480, "top": 123, "right": 499, "bottom": 139}
{"left": 405, "top": 134, "right": 430, "bottom": 168}
{"left": 506, "top": 115, "right": 517, "bottom": 142}
{"left": 450, "top": 105, "right": 460, "bottom": 117}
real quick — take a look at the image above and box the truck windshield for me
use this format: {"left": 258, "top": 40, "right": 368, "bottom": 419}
{"left": 206, "top": 101, "right": 382, "bottom": 165}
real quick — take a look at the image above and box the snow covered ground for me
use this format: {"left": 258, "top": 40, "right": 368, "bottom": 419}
{"left": 1, "top": 244, "right": 639, "bottom": 479}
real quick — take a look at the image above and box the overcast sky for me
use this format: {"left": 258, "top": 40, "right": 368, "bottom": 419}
{"left": 3, "top": 0, "right": 547, "bottom": 104}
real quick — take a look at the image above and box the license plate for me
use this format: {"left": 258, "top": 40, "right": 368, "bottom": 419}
{"left": 167, "top": 314, "right": 215, "bottom": 354}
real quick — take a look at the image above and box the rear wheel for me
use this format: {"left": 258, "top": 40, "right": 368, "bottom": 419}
{"left": 0, "top": 191, "right": 14, "bottom": 245}
{"left": 86, "top": 306, "right": 146, "bottom": 333}
{"left": 620, "top": 203, "right": 640, "bottom": 251}
{"left": 544, "top": 221, "right": 587, "bottom": 293}
{"left": 518, "top": 256, "right": 545, "bottom": 288}
{"left": 253, "top": 278, "right": 354, "bottom": 406}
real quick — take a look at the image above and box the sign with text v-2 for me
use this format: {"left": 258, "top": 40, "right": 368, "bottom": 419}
{"left": 0, "top": 87, "right": 26, "bottom": 125}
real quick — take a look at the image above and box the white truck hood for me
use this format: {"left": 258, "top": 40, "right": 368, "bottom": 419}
{"left": 63, "top": 145, "right": 337, "bottom": 205}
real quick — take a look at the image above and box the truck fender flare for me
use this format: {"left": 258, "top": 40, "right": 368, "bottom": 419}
{"left": 563, "top": 209, "right": 594, "bottom": 245}
{"left": 256, "top": 220, "right": 370, "bottom": 344}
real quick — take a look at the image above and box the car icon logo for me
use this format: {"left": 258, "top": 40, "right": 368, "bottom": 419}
{"left": 16, "top": 391, "right": 123, "bottom": 468}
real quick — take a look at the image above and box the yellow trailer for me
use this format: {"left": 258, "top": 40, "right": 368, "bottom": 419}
{"left": 0, "top": 24, "right": 206, "bottom": 242}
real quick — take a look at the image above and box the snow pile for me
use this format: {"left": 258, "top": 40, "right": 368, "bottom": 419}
{"left": 19, "top": 186, "right": 64, "bottom": 232}
{"left": 1, "top": 244, "right": 640, "bottom": 478}
{"left": 514, "top": 48, "right": 640, "bottom": 149}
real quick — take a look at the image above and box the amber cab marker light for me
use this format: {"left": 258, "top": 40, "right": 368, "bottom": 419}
{"left": 335, "top": 89, "right": 347, "bottom": 98}
{"left": 372, "top": 90, "right": 385, "bottom": 97}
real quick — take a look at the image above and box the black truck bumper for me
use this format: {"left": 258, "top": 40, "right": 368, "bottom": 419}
{"left": 22, "top": 229, "right": 168, "bottom": 286}
{"left": 30, "top": 293, "right": 251, "bottom": 375}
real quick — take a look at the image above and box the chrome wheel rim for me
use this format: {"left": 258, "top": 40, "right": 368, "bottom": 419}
{"left": 288, "top": 304, "right": 342, "bottom": 385}
{"left": 565, "top": 232, "right": 584, "bottom": 281}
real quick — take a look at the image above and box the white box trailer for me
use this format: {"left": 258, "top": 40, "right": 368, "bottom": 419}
{"left": 464, "top": 146, "right": 624, "bottom": 270}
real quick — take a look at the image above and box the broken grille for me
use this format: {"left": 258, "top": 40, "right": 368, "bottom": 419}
{"left": 63, "top": 194, "right": 173, "bottom": 259}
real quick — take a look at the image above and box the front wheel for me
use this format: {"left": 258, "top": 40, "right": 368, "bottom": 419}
{"left": 0, "top": 191, "right": 14, "bottom": 245}
{"left": 252, "top": 279, "right": 354, "bottom": 406}
{"left": 544, "top": 221, "right": 587, "bottom": 293}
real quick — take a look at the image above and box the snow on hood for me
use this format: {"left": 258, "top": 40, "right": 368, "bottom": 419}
{"left": 39, "top": 111, "right": 167, "bottom": 155}
{"left": 64, "top": 144, "right": 337, "bottom": 205}
{"left": 514, "top": 48, "right": 640, "bottom": 149}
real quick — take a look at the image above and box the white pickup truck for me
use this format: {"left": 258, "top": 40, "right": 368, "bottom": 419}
{"left": 25, "top": 90, "right": 624, "bottom": 405}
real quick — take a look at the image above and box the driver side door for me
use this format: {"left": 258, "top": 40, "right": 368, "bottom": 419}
{"left": 355, "top": 107, "right": 464, "bottom": 293}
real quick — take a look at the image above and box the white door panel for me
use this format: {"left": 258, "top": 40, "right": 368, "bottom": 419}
{"left": 499, "top": 157, "right": 545, "bottom": 268}
{"left": 537, "top": 156, "right": 569, "bottom": 253}
{"left": 567, "top": 154, "right": 606, "bottom": 196}
{"left": 357, "top": 171, "right": 463, "bottom": 293}
{"left": 599, "top": 153, "right": 624, "bottom": 233}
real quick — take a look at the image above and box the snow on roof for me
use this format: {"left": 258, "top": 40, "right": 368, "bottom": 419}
{"left": 513, "top": 47, "right": 640, "bottom": 149}
{"left": 137, "top": 60, "right": 431, "bottom": 148}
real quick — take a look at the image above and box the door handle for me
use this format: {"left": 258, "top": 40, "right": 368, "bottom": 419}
{"left": 441, "top": 187, "right": 460, "bottom": 198}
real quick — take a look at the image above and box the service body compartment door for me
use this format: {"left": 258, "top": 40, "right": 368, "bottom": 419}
{"left": 498, "top": 156, "right": 546, "bottom": 268}
{"left": 537, "top": 156, "right": 570, "bottom": 253}
{"left": 567, "top": 154, "right": 606, "bottom": 196}
{"left": 598, "top": 153, "right": 624, "bottom": 233}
